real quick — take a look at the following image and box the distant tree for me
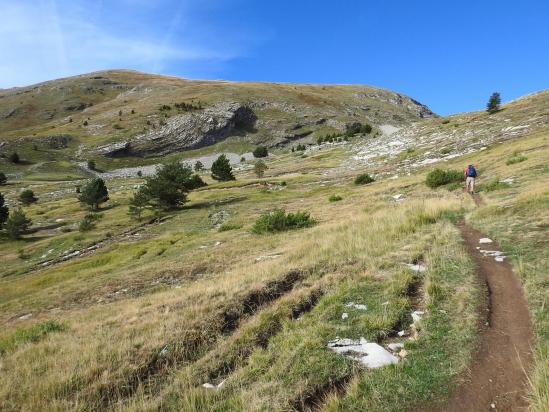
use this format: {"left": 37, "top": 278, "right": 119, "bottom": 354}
{"left": 118, "top": 110, "right": 123, "bottom": 116}
{"left": 0, "top": 193, "right": 8, "bottom": 228}
{"left": 83, "top": 120, "right": 88, "bottom": 126}
{"left": 346, "top": 122, "right": 372, "bottom": 136}
{"left": 19, "top": 189, "right": 37, "bottom": 206}
{"left": 128, "top": 190, "right": 149, "bottom": 220}
{"left": 78, "top": 178, "right": 109, "bottom": 210}
{"left": 138, "top": 162, "right": 206, "bottom": 210}
{"left": 211, "top": 154, "right": 235, "bottom": 181}
{"left": 253, "top": 146, "right": 268, "bottom": 158}
{"left": 0, "top": 172, "right": 7, "bottom": 185}
{"left": 131, "top": 109, "right": 135, "bottom": 114}
{"left": 137, "top": 170, "right": 143, "bottom": 177}
{"left": 9, "top": 152, "right": 20, "bottom": 164}
{"left": 69, "top": 117, "right": 73, "bottom": 123}
{"left": 487, "top": 92, "right": 501, "bottom": 114}
{"left": 291, "top": 147, "right": 295, "bottom": 152}
{"left": 254, "top": 160, "right": 268, "bottom": 178}
{"left": 87, "top": 160, "right": 96, "bottom": 171}
{"left": 194, "top": 160, "right": 204, "bottom": 172}
{"left": 5, "top": 208, "right": 31, "bottom": 240}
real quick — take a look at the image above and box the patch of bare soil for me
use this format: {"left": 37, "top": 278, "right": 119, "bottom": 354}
{"left": 437, "top": 221, "right": 534, "bottom": 411}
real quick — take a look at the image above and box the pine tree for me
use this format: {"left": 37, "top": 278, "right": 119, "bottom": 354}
{"left": 138, "top": 162, "right": 206, "bottom": 210}
{"left": 194, "top": 160, "right": 204, "bottom": 172}
{"left": 128, "top": 190, "right": 148, "bottom": 220}
{"left": 0, "top": 193, "right": 9, "bottom": 228}
{"left": 5, "top": 208, "right": 31, "bottom": 240}
{"left": 254, "top": 160, "right": 268, "bottom": 178}
{"left": 211, "top": 154, "right": 235, "bottom": 181}
{"left": 486, "top": 92, "right": 501, "bottom": 114}
{"left": 78, "top": 178, "right": 109, "bottom": 210}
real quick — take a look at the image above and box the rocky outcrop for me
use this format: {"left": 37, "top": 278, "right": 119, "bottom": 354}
{"left": 98, "top": 101, "right": 256, "bottom": 157}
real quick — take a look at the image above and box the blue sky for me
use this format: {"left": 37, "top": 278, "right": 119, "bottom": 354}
{"left": 1, "top": 0, "right": 547, "bottom": 114}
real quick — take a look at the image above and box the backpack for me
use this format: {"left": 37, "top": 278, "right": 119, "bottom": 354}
{"left": 467, "top": 165, "right": 477, "bottom": 177}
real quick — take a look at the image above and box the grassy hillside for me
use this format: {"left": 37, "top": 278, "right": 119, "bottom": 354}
{"left": 0, "top": 70, "right": 434, "bottom": 180}
{"left": 0, "top": 83, "right": 547, "bottom": 411}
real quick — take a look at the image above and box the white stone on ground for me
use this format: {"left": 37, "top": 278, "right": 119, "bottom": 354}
{"left": 341, "top": 312, "right": 349, "bottom": 320}
{"left": 411, "top": 310, "right": 425, "bottom": 323}
{"left": 327, "top": 337, "right": 399, "bottom": 368}
{"left": 392, "top": 194, "right": 403, "bottom": 200}
{"left": 202, "top": 379, "right": 226, "bottom": 390}
{"left": 387, "top": 342, "right": 404, "bottom": 351}
{"left": 397, "top": 330, "right": 408, "bottom": 337}
{"left": 406, "top": 263, "right": 426, "bottom": 272}
{"left": 345, "top": 302, "right": 367, "bottom": 310}
{"left": 479, "top": 238, "right": 493, "bottom": 244}
{"left": 18, "top": 313, "right": 33, "bottom": 320}
{"left": 495, "top": 256, "right": 506, "bottom": 262}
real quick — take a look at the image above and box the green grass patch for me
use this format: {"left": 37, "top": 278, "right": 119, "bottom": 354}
{"left": 218, "top": 223, "right": 243, "bottom": 232}
{"left": 0, "top": 320, "right": 65, "bottom": 355}
{"left": 328, "top": 194, "right": 343, "bottom": 202}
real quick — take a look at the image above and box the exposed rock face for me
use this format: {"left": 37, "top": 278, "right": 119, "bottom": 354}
{"left": 98, "top": 101, "right": 256, "bottom": 157}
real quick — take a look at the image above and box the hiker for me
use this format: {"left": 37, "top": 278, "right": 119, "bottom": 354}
{"left": 464, "top": 164, "right": 477, "bottom": 194}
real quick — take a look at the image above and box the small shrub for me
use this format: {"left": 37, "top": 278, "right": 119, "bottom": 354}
{"left": 194, "top": 161, "right": 204, "bottom": 172}
{"left": 329, "top": 194, "right": 343, "bottom": 202}
{"left": 87, "top": 160, "right": 96, "bottom": 171}
{"left": 9, "top": 152, "right": 20, "bottom": 164}
{"left": 83, "top": 120, "right": 88, "bottom": 126}
{"left": 113, "top": 124, "right": 123, "bottom": 130}
{"left": 506, "top": 154, "right": 527, "bottom": 165}
{"left": 218, "top": 223, "right": 243, "bottom": 232}
{"left": 354, "top": 174, "right": 375, "bottom": 185}
{"left": 137, "top": 170, "right": 143, "bottom": 177}
{"left": 253, "top": 146, "right": 268, "bottom": 158}
{"left": 19, "top": 189, "right": 38, "bottom": 205}
{"left": 252, "top": 209, "right": 316, "bottom": 234}
{"left": 0, "top": 172, "right": 7, "bottom": 185}
{"left": 425, "top": 169, "right": 463, "bottom": 188}
{"left": 280, "top": 181, "right": 287, "bottom": 186}
{"left": 441, "top": 119, "right": 450, "bottom": 124}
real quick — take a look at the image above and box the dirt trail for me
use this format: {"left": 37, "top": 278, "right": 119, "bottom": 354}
{"left": 438, "top": 221, "right": 534, "bottom": 411}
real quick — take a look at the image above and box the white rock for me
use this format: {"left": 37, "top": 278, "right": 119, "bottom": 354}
{"left": 387, "top": 342, "right": 404, "bottom": 351}
{"left": 345, "top": 302, "right": 367, "bottom": 310}
{"left": 341, "top": 312, "right": 349, "bottom": 320}
{"left": 202, "top": 383, "right": 216, "bottom": 389}
{"left": 495, "top": 256, "right": 506, "bottom": 262}
{"left": 327, "top": 337, "right": 399, "bottom": 368}
{"left": 479, "top": 238, "right": 493, "bottom": 244}
{"left": 214, "top": 241, "right": 222, "bottom": 246}
{"left": 411, "top": 310, "right": 425, "bottom": 323}
{"left": 406, "top": 263, "right": 426, "bottom": 272}
{"left": 19, "top": 313, "right": 33, "bottom": 320}
{"left": 397, "top": 330, "right": 408, "bottom": 337}
{"left": 392, "top": 194, "right": 403, "bottom": 200}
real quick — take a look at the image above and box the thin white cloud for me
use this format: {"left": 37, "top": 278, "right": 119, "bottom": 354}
{"left": 0, "top": 0, "right": 247, "bottom": 88}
